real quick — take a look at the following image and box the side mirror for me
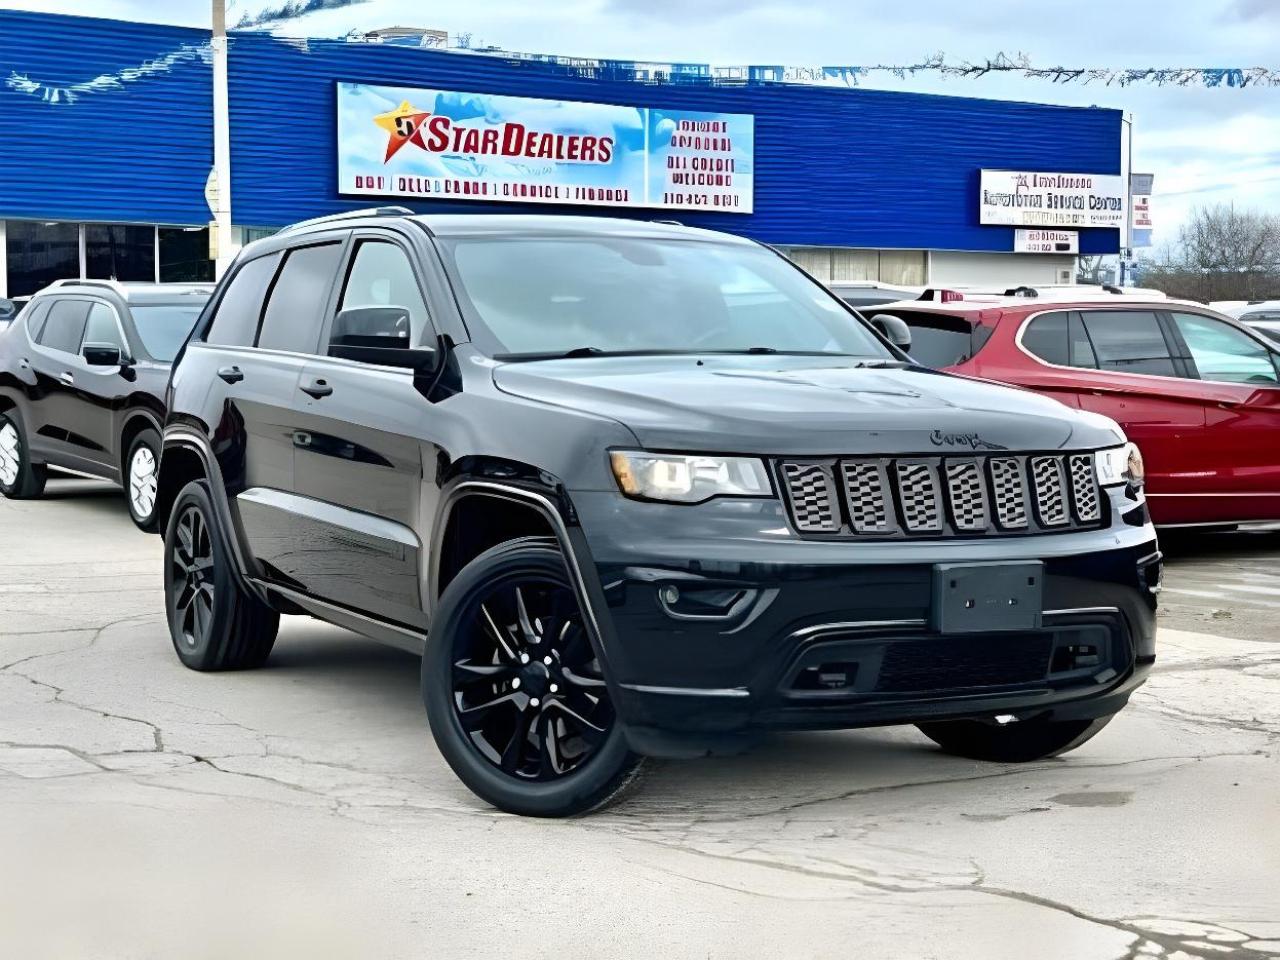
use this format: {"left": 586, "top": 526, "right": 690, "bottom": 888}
{"left": 0, "top": 299, "right": 15, "bottom": 321}
{"left": 82, "top": 342, "right": 123, "bottom": 367}
{"left": 328, "top": 306, "right": 436, "bottom": 371}
{"left": 869, "top": 313, "right": 912, "bottom": 353}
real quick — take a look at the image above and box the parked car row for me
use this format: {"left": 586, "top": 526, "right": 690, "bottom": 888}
{"left": 0, "top": 211, "right": 1160, "bottom": 817}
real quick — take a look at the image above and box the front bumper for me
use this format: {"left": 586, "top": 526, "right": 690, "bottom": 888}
{"left": 567, "top": 489, "right": 1159, "bottom": 758}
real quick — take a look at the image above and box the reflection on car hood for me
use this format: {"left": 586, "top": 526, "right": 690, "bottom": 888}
{"left": 492, "top": 355, "right": 1123, "bottom": 455}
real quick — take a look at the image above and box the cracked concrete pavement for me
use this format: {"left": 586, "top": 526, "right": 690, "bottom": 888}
{"left": 2, "top": 479, "right": 1278, "bottom": 959}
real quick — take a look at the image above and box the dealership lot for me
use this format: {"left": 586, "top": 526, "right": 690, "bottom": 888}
{"left": 1, "top": 479, "right": 1278, "bottom": 959}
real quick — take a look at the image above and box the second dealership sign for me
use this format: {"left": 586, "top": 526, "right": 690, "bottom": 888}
{"left": 337, "top": 82, "right": 754, "bottom": 213}
{"left": 979, "top": 170, "right": 1125, "bottom": 229}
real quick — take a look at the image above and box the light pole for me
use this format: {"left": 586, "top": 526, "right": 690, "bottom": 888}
{"left": 211, "top": 0, "right": 235, "bottom": 278}
{"left": 1119, "top": 113, "right": 1134, "bottom": 286}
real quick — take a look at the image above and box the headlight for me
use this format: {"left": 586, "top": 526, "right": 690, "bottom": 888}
{"left": 609, "top": 451, "right": 773, "bottom": 504}
{"left": 1095, "top": 442, "right": 1144, "bottom": 488}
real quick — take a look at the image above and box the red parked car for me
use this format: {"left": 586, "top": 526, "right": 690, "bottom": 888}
{"left": 874, "top": 289, "right": 1280, "bottom": 526}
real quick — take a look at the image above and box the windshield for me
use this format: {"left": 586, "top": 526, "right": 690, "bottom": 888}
{"left": 130, "top": 303, "right": 206, "bottom": 362}
{"left": 438, "top": 236, "right": 891, "bottom": 359}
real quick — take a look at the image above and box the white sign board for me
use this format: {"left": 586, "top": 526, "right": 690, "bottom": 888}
{"left": 1014, "top": 229, "right": 1079, "bottom": 254}
{"left": 980, "top": 170, "right": 1125, "bottom": 228}
{"left": 1132, "top": 195, "right": 1152, "bottom": 230}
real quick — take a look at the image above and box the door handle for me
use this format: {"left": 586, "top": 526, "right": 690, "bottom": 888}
{"left": 217, "top": 365, "right": 244, "bottom": 384}
{"left": 59, "top": 371, "right": 75, "bottom": 386}
{"left": 300, "top": 377, "right": 333, "bottom": 399}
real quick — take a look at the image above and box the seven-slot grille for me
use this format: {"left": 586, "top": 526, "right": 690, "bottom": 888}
{"left": 778, "top": 453, "right": 1103, "bottom": 538}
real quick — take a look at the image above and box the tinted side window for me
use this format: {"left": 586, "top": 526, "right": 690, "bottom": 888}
{"left": 205, "top": 253, "right": 281, "bottom": 347}
{"left": 83, "top": 302, "right": 127, "bottom": 353}
{"left": 1069, "top": 313, "right": 1098, "bottom": 368}
{"left": 38, "top": 299, "right": 90, "bottom": 354}
{"left": 1172, "top": 313, "right": 1279, "bottom": 385}
{"left": 23, "top": 300, "right": 52, "bottom": 341}
{"left": 1078, "top": 311, "right": 1176, "bottom": 376}
{"left": 257, "top": 243, "right": 344, "bottom": 352}
{"left": 336, "top": 240, "right": 430, "bottom": 345}
{"left": 1021, "top": 311, "right": 1069, "bottom": 366}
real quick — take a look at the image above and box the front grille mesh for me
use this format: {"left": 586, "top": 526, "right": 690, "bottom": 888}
{"left": 778, "top": 452, "right": 1104, "bottom": 539}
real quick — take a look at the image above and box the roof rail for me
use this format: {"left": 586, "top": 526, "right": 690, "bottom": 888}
{"left": 46, "top": 278, "right": 127, "bottom": 293}
{"left": 276, "top": 206, "right": 415, "bottom": 234}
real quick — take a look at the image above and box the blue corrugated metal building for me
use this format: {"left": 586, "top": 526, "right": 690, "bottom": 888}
{"left": 0, "top": 9, "right": 1122, "bottom": 297}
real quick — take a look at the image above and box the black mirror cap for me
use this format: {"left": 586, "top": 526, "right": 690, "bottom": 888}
{"left": 332, "top": 305, "right": 412, "bottom": 342}
{"left": 328, "top": 342, "right": 438, "bottom": 372}
{"left": 869, "top": 313, "right": 913, "bottom": 353}
{"left": 82, "top": 342, "right": 123, "bottom": 367}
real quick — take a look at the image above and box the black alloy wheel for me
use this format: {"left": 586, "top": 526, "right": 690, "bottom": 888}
{"left": 424, "top": 539, "right": 642, "bottom": 816}
{"left": 454, "top": 573, "right": 612, "bottom": 780}
{"left": 170, "top": 503, "right": 216, "bottom": 652}
{"left": 163, "top": 480, "right": 278, "bottom": 671}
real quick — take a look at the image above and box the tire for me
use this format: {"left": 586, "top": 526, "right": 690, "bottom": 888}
{"left": 124, "top": 427, "right": 161, "bottom": 531}
{"left": 163, "top": 479, "right": 279, "bottom": 671}
{"left": 423, "top": 538, "right": 643, "bottom": 817}
{"left": 916, "top": 713, "right": 1115, "bottom": 763}
{"left": 0, "top": 412, "right": 47, "bottom": 500}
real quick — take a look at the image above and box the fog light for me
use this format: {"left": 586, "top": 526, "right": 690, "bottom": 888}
{"left": 660, "top": 585, "right": 680, "bottom": 605}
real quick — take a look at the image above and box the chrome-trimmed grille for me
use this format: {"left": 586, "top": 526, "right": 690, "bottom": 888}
{"left": 895, "top": 461, "right": 943, "bottom": 532}
{"left": 944, "top": 460, "right": 988, "bottom": 531}
{"left": 1068, "top": 454, "right": 1101, "bottom": 522}
{"left": 779, "top": 462, "right": 839, "bottom": 533}
{"left": 839, "top": 460, "right": 894, "bottom": 533}
{"left": 988, "top": 457, "right": 1029, "bottom": 530}
{"left": 1030, "top": 456, "right": 1069, "bottom": 527}
{"left": 777, "top": 453, "right": 1106, "bottom": 539}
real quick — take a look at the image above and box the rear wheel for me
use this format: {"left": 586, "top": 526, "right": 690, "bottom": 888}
{"left": 163, "top": 479, "right": 279, "bottom": 671}
{"left": 0, "top": 413, "right": 46, "bottom": 500}
{"left": 423, "top": 539, "right": 643, "bottom": 817}
{"left": 916, "top": 714, "right": 1114, "bottom": 763}
{"left": 125, "top": 428, "right": 161, "bottom": 531}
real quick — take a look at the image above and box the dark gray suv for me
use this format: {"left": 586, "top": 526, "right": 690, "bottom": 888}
{"left": 155, "top": 209, "right": 1159, "bottom": 816}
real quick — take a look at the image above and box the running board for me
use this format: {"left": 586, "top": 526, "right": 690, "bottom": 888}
{"left": 249, "top": 578, "right": 426, "bottom": 656}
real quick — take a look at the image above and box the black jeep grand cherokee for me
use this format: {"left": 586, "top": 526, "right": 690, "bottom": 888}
{"left": 155, "top": 209, "right": 1159, "bottom": 816}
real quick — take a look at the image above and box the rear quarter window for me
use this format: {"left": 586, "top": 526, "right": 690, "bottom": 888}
{"left": 888, "top": 310, "right": 986, "bottom": 367}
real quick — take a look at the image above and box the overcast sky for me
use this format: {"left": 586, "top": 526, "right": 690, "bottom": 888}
{"left": 10, "top": 0, "right": 1280, "bottom": 246}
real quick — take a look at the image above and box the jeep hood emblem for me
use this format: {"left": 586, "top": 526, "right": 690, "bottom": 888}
{"left": 929, "top": 430, "right": 1008, "bottom": 451}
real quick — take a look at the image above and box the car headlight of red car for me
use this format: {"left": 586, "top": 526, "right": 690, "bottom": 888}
{"left": 1095, "top": 442, "right": 1145, "bottom": 489}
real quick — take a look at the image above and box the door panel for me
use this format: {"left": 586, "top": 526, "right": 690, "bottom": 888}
{"left": 288, "top": 357, "right": 428, "bottom": 626}
{"left": 26, "top": 298, "right": 95, "bottom": 466}
{"left": 69, "top": 301, "right": 132, "bottom": 473}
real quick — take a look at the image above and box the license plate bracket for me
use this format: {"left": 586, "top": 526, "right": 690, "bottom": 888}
{"left": 931, "top": 561, "right": 1044, "bottom": 634}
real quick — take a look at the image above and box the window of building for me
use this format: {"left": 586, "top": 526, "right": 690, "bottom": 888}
{"left": 784, "top": 247, "right": 927, "bottom": 286}
{"left": 336, "top": 240, "right": 430, "bottom": 345}
{"left": 37, "top": 299, "right": 90, "bottom": 354}
{"left": 1171, "top": 312, "right": 1279, "bottom": 385}
{"left": 205, "top": 253, "right": 281, "bottom": 347}
{"left": 1078, "top": 310, "right": 1177, "bottom": 377}
{"left": 85, "top": 224, "right": 155, "bottom": 282}
{"left": 159, "top": 227, "right": 214, "bottom": 282}
{"left": 5, "top": 221, "right": 79, "bottom": 297}
{"left": 83, "top": 302, "right": 127, "bottom": 354}
{"left": 257, "top": 243, "right": 344, "bottom": 352}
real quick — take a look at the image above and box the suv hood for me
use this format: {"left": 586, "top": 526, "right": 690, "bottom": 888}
{"left": 492, "top": 355, "right": 1122, "bottom": 455}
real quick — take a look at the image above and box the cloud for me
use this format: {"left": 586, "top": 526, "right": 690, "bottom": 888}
{"left": 1225, "top": 0, "right": 1280, "bottom": 21}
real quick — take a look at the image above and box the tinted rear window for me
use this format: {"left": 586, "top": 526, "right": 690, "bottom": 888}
{"left": 205, "top": 253, "right": 281, "bottom": 347}
{"left": 131, "top": 304, "right": 206, "bottom": 362}
{"left": 257, "top": 242, "right": 343, "bottom": 352}
{"left": 890, "top": 310, "right": 982, "bottom": 367}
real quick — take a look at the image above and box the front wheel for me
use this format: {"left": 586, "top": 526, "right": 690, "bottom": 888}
{"left": 916, "top": 713, "right": 1115, "bottom": 763}
{"left": 423, "top": 538, "right": 643, "bottom": 817}
{"left": 0, "top": 413, "right": 47, "bottom": 500}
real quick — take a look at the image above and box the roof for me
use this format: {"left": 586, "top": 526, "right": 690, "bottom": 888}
{"left": 875, "top": 293, "right": 1216, "bottom": 319}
